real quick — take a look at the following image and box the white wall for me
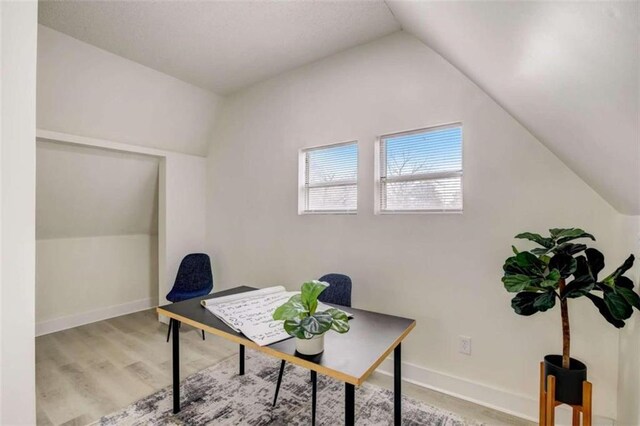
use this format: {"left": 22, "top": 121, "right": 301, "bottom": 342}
{"left": 36, "top": 22, "right": 215, "bottom": 314}
{"left": 207, "top": 32, "right": 626, "bottom": 421}
{"left": 159, "top": 152, "right": 208, "bottom": 308}
{"left": 37, "top": 129, "right": 208, "bottom": 321}
{"left": 36, "top": 235, "right": 158, "bottom": 334}
{"left": 37, "top": 25, "right": 220, "bottom": 156}
{"left": 36, "top": 140, "right": 160, "bottom": 239}
{"left": 617, "top": 215, "right": 640, "bottom": 425}
{"left": 0, "top": 1, "right": 37, "bottom": 424}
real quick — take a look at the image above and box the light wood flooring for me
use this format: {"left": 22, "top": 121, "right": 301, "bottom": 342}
{"left": 36, "top": 309, "right": 534, "bottom": 426}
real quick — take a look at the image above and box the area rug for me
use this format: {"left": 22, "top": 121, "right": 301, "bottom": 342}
{"left": 95, "top": 350, "right": 483, "bottom": 425}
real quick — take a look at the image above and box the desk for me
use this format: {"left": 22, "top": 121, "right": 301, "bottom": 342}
{"left": 157, "top": 286, "right": 416, "bottom": 425}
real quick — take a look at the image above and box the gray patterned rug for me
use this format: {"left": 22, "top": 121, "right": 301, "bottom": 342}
{"left": 95, "top": 350, "right": 482, "bottom": 425}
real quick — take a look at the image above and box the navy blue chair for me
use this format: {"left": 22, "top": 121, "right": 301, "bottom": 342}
{"left": 272, "top": 274, "right": 352, "bottom": 424}
{"left": 166, "top": 253, "right": 213, "bottom": 342}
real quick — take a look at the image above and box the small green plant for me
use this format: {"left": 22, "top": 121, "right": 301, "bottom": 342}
{"left": 273, "top": 280, "right": 350, "bottom": 339}
{"left": 502, "top": 228, "right": 638, "bottom": 369}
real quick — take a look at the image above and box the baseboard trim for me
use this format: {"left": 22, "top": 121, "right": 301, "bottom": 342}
{"left": 36, "top": 297, "right": 155, "bottom": 336}
{"left": 376, "top": 358, "right": 613, "bottom": 426}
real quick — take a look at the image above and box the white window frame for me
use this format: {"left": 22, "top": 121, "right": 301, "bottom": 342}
{"left": 374, "top": 123, "right": 463, "bottom": 214}
{"left": 298, "top": 140, "right": 358, "bottom": 215}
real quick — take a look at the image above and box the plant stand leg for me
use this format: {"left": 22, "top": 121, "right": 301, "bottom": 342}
{"left": 546, "top": 375, "right": 555, "bottom": 426}
{"left": 572, "top": 408, "right": 580, "bottom": 426}
{"left": 583, "top": 381, "right": 592, "bottom": 426}
{"left": 539, "top": 362, "right": 546, "bottom": 426}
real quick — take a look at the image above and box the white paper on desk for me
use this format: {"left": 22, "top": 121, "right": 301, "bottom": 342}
{"left": 202, "top": 287, "right": 294, "bottom": 345}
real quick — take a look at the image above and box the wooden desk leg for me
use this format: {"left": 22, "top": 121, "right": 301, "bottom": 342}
{"left": 345, "top": 383, "right": 355, "bottom": 426}
{"left": 546, "top": 375, "right": 555, "bottom": 426}
{"left": 172, "top": 319, "right": 181, "bottom": 414}
{"left": 583, "top": 381, "right": 592, "bottom": 426}
{"left": 394, "top": 343, "right": 402, "bottom": 426}
{"left": 239, "top": 344, "right": 245, "bottom": 376}
{"left": 311, "top": 370, "right": 317, "bottom": 426}
{"left": 539, "top": 362, "right": 546, "bottom": 426}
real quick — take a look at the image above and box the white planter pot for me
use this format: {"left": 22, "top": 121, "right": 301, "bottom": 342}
{"left": 295, "top": 334, "right": 325, "bottom": 355}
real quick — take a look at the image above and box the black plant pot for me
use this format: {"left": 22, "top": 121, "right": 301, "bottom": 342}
{"left": 543, "top": 354, "right": 587, "bottom": 406}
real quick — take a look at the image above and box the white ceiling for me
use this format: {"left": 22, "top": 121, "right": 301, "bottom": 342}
{"left": 387, "top": 1, "right": 640, "bottom": 214}
{"left": 37, "top": 1, "right": 639, "bottom": 214}
{"left": 38, "top": 0, "right": 400, "bottom": 95}
{"left": 37, "top": 141, "right": 159, "bottom": 239}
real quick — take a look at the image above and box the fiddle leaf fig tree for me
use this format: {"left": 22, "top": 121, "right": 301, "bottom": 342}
{"left": 502, "top": 228, "right": 639, "bottom": 369}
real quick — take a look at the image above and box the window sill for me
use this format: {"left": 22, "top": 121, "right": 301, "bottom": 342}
{"left": 299, "top": 211, "right": 357, "bottom": 215}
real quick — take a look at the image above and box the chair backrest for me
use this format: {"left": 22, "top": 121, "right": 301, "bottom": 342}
{"left": 317, "top": 273, "right": 352, "bottom": 307}
{"left": 173, "top": 253, "right": 213, "bottom": 293}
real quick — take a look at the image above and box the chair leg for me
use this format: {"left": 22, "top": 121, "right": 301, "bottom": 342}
{"left": 273, "top": 360, "right": 286, "bottom": 407}
{"left": 201, "top": 330, "right": 205, "bottom": 340}
{"left": 166, "top": 318, "right": 173, "bottom": 343}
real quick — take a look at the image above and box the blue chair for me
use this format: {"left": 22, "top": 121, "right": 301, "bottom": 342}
{"left": 166, "top": 253, "right": 213, "bottom": 342}
{"left": 272, "top": 273, "right": 352, "bottom": 425}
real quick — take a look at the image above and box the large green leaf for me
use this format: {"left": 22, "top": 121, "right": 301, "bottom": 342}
{"left": 283, "top": 318, "right": 309, "bottom": 339}
{"left": 503, "top": 256, "right": 528, "bottom": 275}
{"left": 602, "top": 255, "right": 635, "bottom": 287}
{"left": 532, "top": 291, "right": 556, "bottom": 312}
{"left": 617, "top": 287, "right": 640, "bottom": 311}
{"left": 557, "top": 255, "right": 595, "bottom": 299}
{"left": 585, "top": 248, "right": 605, "bottom": 279}
{"left": 549, "top": 254, "right": 577, "bottom": 279}
{"left": 584, "top": 293, "right": 625, "bottom": 328}
{"left": 540, "top": 269, "right": 561, "bottom": 289}
{"left": 325, "top": 308, "right": 350, "bottom": 333}
{"left": 571, "top": 256, "right": 596, "bottom": 286}
{"left": 511, "top": 292, "right": 546, "bottom": 316}
{"left": 512, "top": 252, "right": 545, "bottom": 275}
{"left": 502, "top": 274, "right": 543, "bottom": 292}
{"left": 531, "top": 247, "right": 551, "bottom": 256}
{"left": 616, "top": 276, "right": 634, "bottom": 289}
{"left": 603, "top": 290, "right": 633, "bottom": 321}
{"left": 301, "top": 281, "right": 329, "bottom": 314}
{"left": 515, "top": 232, "right": 555, "bottom": 248}
{"left": 552, "top": 243, "right": 587, "bottom": 256}
{"left": 549, "top": 228, "right": 595, "bottom": 244}
{"left": 300, "top": 312, "right": 333, "bottom": 335}
{"left": 272, "top": 296, "right": 307, "bottom": 321}
{"left": 561, "top": 278, "right": 595, "bottom": 299}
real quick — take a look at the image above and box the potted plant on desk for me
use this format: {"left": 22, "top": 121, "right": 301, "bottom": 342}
{"left": 502, "top": 228, "right": 638, "bottom": 413}
{"left": 273, "top": 280, "right": 350, "bottom": 355}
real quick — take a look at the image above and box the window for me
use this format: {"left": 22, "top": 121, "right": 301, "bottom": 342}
{"left": 299, "top": 141, "right": 358, "bottom": 214}
{"left": 376, "top": 124, "right": 462, "bottom": 213}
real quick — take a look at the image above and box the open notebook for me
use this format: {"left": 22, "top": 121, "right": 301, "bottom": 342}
{"left": 201, "top": 286, "right": 350, "bottom": 346}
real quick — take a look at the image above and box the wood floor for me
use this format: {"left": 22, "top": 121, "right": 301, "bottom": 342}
{"left": 36, "top": 309, "right": 534, "bottom": 426}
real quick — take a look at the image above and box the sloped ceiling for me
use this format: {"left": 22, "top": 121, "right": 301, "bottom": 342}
{"left": 38, "top": 0, "right": 400, "bottom": 95}
{"left": 37, "top": 141, "right": 159, "bottom": 239}
{"left": 37, "top": 1, "right": 639, "bottom": 213}
{"left": 387, "top": 1, "right": 640, "bottom": 214}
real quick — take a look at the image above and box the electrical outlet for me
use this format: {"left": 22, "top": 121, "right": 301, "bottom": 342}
{"left": 459, "top": 336, "right": 472, "bottom": 355}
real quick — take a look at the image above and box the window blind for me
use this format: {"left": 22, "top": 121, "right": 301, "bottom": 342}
{"left": 301, "top": 142, "right": 358, "bottom": 213}
{"left": 379, "top": 124, "right": 462, "bottom": 212}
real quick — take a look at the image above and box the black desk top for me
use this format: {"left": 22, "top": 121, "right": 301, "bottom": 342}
{"left": 157, "top": 286, "right": 415, "bottom": 385}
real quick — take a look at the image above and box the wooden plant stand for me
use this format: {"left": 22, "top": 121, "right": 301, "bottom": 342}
{"left": 539, "top": 362, "right": 592, "bottom": 426}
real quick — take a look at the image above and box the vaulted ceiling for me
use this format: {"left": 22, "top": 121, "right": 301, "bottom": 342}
{"left": 38, "top": 1, "right": 639, "bottom": 214}
{"left": 38, "top": 0, "right": 400, "bottom": 95}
